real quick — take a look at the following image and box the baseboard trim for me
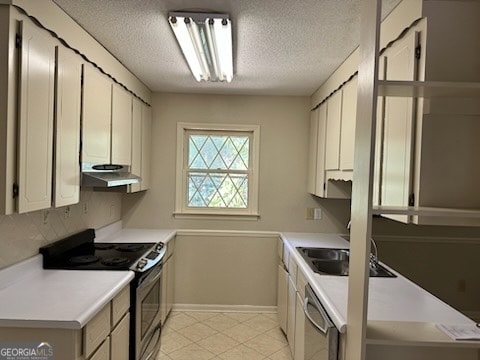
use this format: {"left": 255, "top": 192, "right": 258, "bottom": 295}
{"left": 172, "top": 304, "right": 278, "bottom": 313}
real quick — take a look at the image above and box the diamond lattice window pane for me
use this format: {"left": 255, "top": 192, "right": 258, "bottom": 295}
{"left": 187, "top": 172, "right": 249, "bottom": 208}
{"left": 188, "top": 134, "right": 250, "bottom": 170}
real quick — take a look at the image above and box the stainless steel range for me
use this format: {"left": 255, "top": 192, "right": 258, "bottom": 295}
{"left": 39, "top": 229, "right": 165, "bottom": 360}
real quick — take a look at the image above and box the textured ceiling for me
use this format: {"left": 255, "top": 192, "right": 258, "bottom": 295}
{"left": 52, "top": 0, "right": 401, "bottom": 96}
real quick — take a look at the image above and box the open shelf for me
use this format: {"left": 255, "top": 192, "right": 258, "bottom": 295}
{"left": 372, "top": 205, "right": 480, "bottom": 218}
{"left": 377, "top": 80, "right": 480, "bottom": 98}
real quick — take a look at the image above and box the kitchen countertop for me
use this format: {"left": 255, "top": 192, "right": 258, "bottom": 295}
{"left": 0, "top": 224, "right": 477, "bottom": 346}
{"left": 281, "top": 232, "right": 479, "bottom": 346}
{"left": 0, "top": 222, "right": 175, "bottom": 330}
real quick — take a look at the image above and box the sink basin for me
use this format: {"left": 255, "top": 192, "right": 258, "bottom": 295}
{"left": 297, "top": 247, "right": 396, "bottom": 278}
{"left": 300, "top": 248, "right": 349, "bottom": 261}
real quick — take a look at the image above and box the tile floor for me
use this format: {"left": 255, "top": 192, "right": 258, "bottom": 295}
{"left": 157, "top": 311, "right": 293, "bottom": 360}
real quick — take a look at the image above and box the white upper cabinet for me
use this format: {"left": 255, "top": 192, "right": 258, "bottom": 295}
{"left": 53, "top": 46, "right": 82, "bottom": 208}
{"left": 111, "top": 84, "right": 132, "bottom": 166}
{"left": 82, "top": 64, "right": 112, "bottom": 165}
{"left": 340, "top": 76, "right": 357, "bottom": 171}
{"left": 307, "top": 105, "right": 327, "bottom": 197}
{"left": 129, "top": 98, "right": 142, "bottom": 193}
{"left": 17, "top": 21, "right": 55, "bottom": 213}
{"left": 129, "top": 100, "right": 152, "bottom": 193}
{"left": 373, "top": 2, "right": 480, "bottom": 226}
{"left": 140, "top": 104, "right": 152, "bottom": 191}
{"left": 377, "top": 30, "right": 419, "bottom": 223}
{"left": 324, "top": 90, "right": 342, "bottom": 171}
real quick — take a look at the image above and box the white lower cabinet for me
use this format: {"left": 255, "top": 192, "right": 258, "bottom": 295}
{"left": 89, "top": 337, "right": 110, "bottom": 360}
{"left": 277, "top": 265, "right": 288, "bottom": 334}
{"left": 294, "top": 292, "right": 305, "bottom": 360}
{"left": 110, "top": 313, "right": 130, "bottom": 360}
{"left": 0, "top": 284, "right": 130, "bottom": 360}
{"left": 161, "top": 239, "right": 176, "bottom": 325}
{"left": 83, "top": 303, "right": 111, "bottom": 358}
{"left": 287, "top": 276, "right": 296, "bottom": 354}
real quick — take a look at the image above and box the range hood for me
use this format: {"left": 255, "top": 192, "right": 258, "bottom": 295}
{"left": 82, "top": 164, "right": 141, "bottom": 187}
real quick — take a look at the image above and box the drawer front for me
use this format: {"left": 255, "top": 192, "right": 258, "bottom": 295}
{"left": 111, "top": 313, "right": 130, "bottom": 360}
{"left": 296, "top": 269, "right": 308, "bottom": 299}
{"left": 88, "top": 336, "right": 110, "bottom": 360}
{"left": 84, "top": 303, "right": 111, "bottom": 358}
{"left": 112, "top": 285, "right": 130, "bottom": 327}
{"left": 288, "top": 255, "right": 298, "bottom": 283}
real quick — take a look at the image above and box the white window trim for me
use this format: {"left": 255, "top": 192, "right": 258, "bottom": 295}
{"left": 175, "top": 122, "right": 260, "bottom": 218}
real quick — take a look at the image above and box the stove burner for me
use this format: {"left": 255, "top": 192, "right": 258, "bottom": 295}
{"left": 94, "top": 243, "right": 115, "bottom": 250}
{"left": 101, "top": 257, "right": 130, "bottom": 266}
{"left": 115, "top": 244, "right": 146, "bottom": 252}
{"left": 69, "top": 255, "right": 100, "bottom": 265}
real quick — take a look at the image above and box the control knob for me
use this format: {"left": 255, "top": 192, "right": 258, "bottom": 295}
{"left": 136, "top": 259, "right": 148, "bottom": 270}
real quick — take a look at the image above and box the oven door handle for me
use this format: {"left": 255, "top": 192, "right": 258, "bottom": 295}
{"left": 137, "top": 266, "right": 163, "bottom": 291}
{"left": 304, "top": 296, "right": 330, "bottom": 334}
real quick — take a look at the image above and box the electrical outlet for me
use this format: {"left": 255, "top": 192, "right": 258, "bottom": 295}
{"left": 306, "top": 208, "right": 314, "bottom": 220}
{"left": 314, "top": 208, "right": 322, "bottom": 220}
{"left": 83, "top": 203, "right": 88, "bottom": 214}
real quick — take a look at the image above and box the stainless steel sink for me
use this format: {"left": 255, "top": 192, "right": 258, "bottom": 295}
{"left": 297, "top": 247, "right": 396, "bottom": 278}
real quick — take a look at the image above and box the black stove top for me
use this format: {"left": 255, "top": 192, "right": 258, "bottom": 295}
{"left": 39, "top": 229, "right": 163, "bottom": 271}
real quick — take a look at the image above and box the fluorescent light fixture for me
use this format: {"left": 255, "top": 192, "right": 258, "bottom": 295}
{"left": 168, "top": 12, "right": 233, "bottom": 82}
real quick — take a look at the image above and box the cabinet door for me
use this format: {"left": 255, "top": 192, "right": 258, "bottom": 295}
{"left": 294, "top": 292, "right": 305, "bottom": 360}
{"left": 166, "top": 254, "right": 175, "bottom": 317}
{"left": 380, "top": 31, "right": 419, "bottom": 222}
{"left": 111, "top": 84, "right": 132, "bottom": 165}
{"left": 83, "top": 303, "right": 111, "bottom": 359}
{"left": 89, "top": 337, "right": 109, "bottom": 360}
{"left": 324, "top": 90, "right": 342, "bottom": 171}
{"left": 53, "top": 46, "right": 82, "bottom": 207}
{"left": 17, "top": 21, "right": 55, "bottom": 213}
{"left": 140, "top": 104, "right": 152, "bottom": 191}
{"left": 129, "top": 98, "right": 142, "bottom": 193}
{"left": 277, "top": 264, "right": 288, "bottom": 333}
{"left": 287, "top": 276, "right": 296, "bottom": 355}
{"left": 307, "top": 108, "right": 319, "bottom": 194}
{"left": 314, "top": 103, "right": 327, "bottom": 197}
{"left": 340, "top": 77, "right": 357, "bottom": 171}
{"left": 82, "top": 65, "right": 111, "bottom": 165}
{"left": 160, "top": 259, "right": 168, "bottom": 324}
{"left": 110, "top": 313, "right": 130, "bottom": 360}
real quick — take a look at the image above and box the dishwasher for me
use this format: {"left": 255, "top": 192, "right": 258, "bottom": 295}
{"left": 304, "top": 284, "right": 338, "bottom": 360}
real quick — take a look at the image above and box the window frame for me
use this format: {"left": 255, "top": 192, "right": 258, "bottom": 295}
{"left": 175, "top": 122, "right": 260, "bottom": 219}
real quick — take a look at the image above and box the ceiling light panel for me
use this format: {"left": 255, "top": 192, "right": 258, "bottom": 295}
{"left": 168, "top": 12, "right": 233, "bottom": 83}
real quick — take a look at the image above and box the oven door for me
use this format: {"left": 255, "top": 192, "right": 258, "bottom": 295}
{"left": 135, "top": 264, "right": 163, "bottom": 360}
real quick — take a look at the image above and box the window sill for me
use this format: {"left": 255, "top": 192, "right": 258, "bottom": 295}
{"left": 173, "top": 212, "right": 260, "bottom": 221}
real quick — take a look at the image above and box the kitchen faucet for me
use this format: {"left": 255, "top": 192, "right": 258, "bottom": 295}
{"left": 346, "top": 220, "right": 379, "bottom": 268}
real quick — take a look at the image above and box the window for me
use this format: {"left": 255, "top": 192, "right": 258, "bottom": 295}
{"left": 175, "top": 123, "right": 260, "bottom": 218}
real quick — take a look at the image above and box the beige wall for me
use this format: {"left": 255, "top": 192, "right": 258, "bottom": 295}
{"left": 122, "top": 92, "right": 351, "bottom": 232}
{"left": 373, "top": 217, "right": 480, "bottom": 317}
{"left": 0, "top": 190, "right": 122, "bottom": 269}
{"left": 173, "top": 233, "right": 278, "bottom": 307}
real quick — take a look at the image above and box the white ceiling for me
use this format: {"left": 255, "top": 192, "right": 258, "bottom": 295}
{"left": 52, "top": 0, "right": 401, "bottom": 96}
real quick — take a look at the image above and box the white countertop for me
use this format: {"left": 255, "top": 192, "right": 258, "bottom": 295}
{"left": 94, "top": 221, "right": 176, "bottom": 244}
{"left": 0, "top": 224, "right": 475, "bottom": 340}
{"left": 0, "top": 255, "right": 133, "bottom": 329}
{"left": 281, "top": 232, "right": 475, "bottom": 335}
